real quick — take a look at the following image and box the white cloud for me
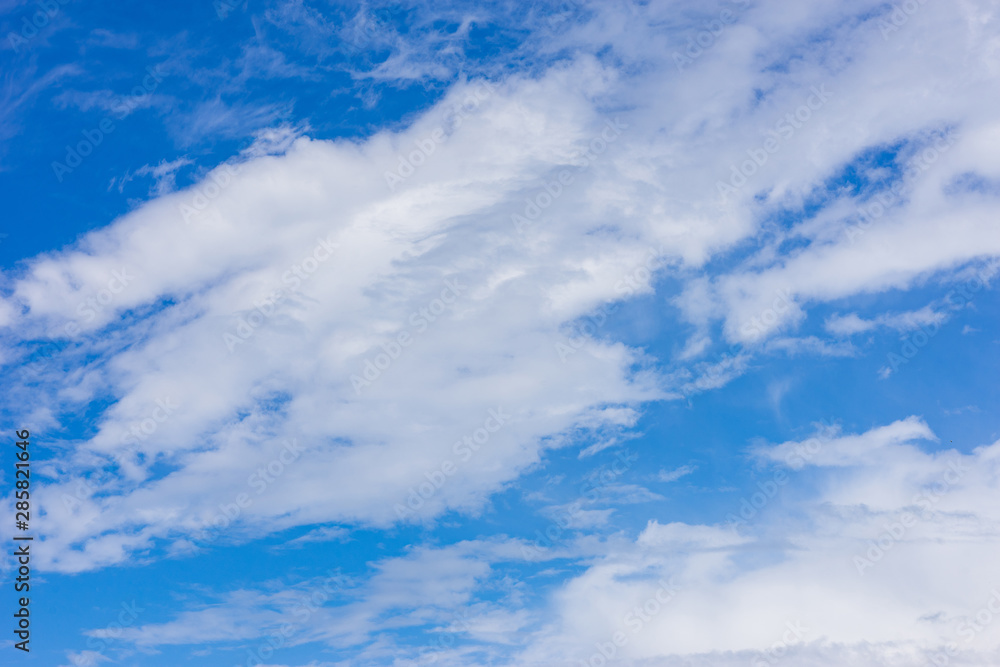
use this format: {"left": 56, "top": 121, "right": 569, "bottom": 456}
{"left": 826, "top": 306, "right": 949, "bottom": 337}
{"left": 275, "top": 525, "right": 349, "bottom": 549}
{"left": 514, "top": 420, "right": 1000, "bottom": 667}
{"left": 658, "top": 465, "right": 696, "bottom": 483}
{"left": 81, "top": 419, "right": 1000, "bottom": 666}
{"left": 94, "top": 539, "right": 525, "bottom": 653}
{"left": 825, "top": 312, "right": 877, "bottom": 336}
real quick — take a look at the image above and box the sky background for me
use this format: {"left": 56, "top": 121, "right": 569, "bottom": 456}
{"left": 1, "top": 0, "right": 999, "bottom": 666}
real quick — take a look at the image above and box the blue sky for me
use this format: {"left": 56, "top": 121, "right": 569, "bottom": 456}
{"left": 1, "top": 1, "right": 1000, "bottom": 666}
